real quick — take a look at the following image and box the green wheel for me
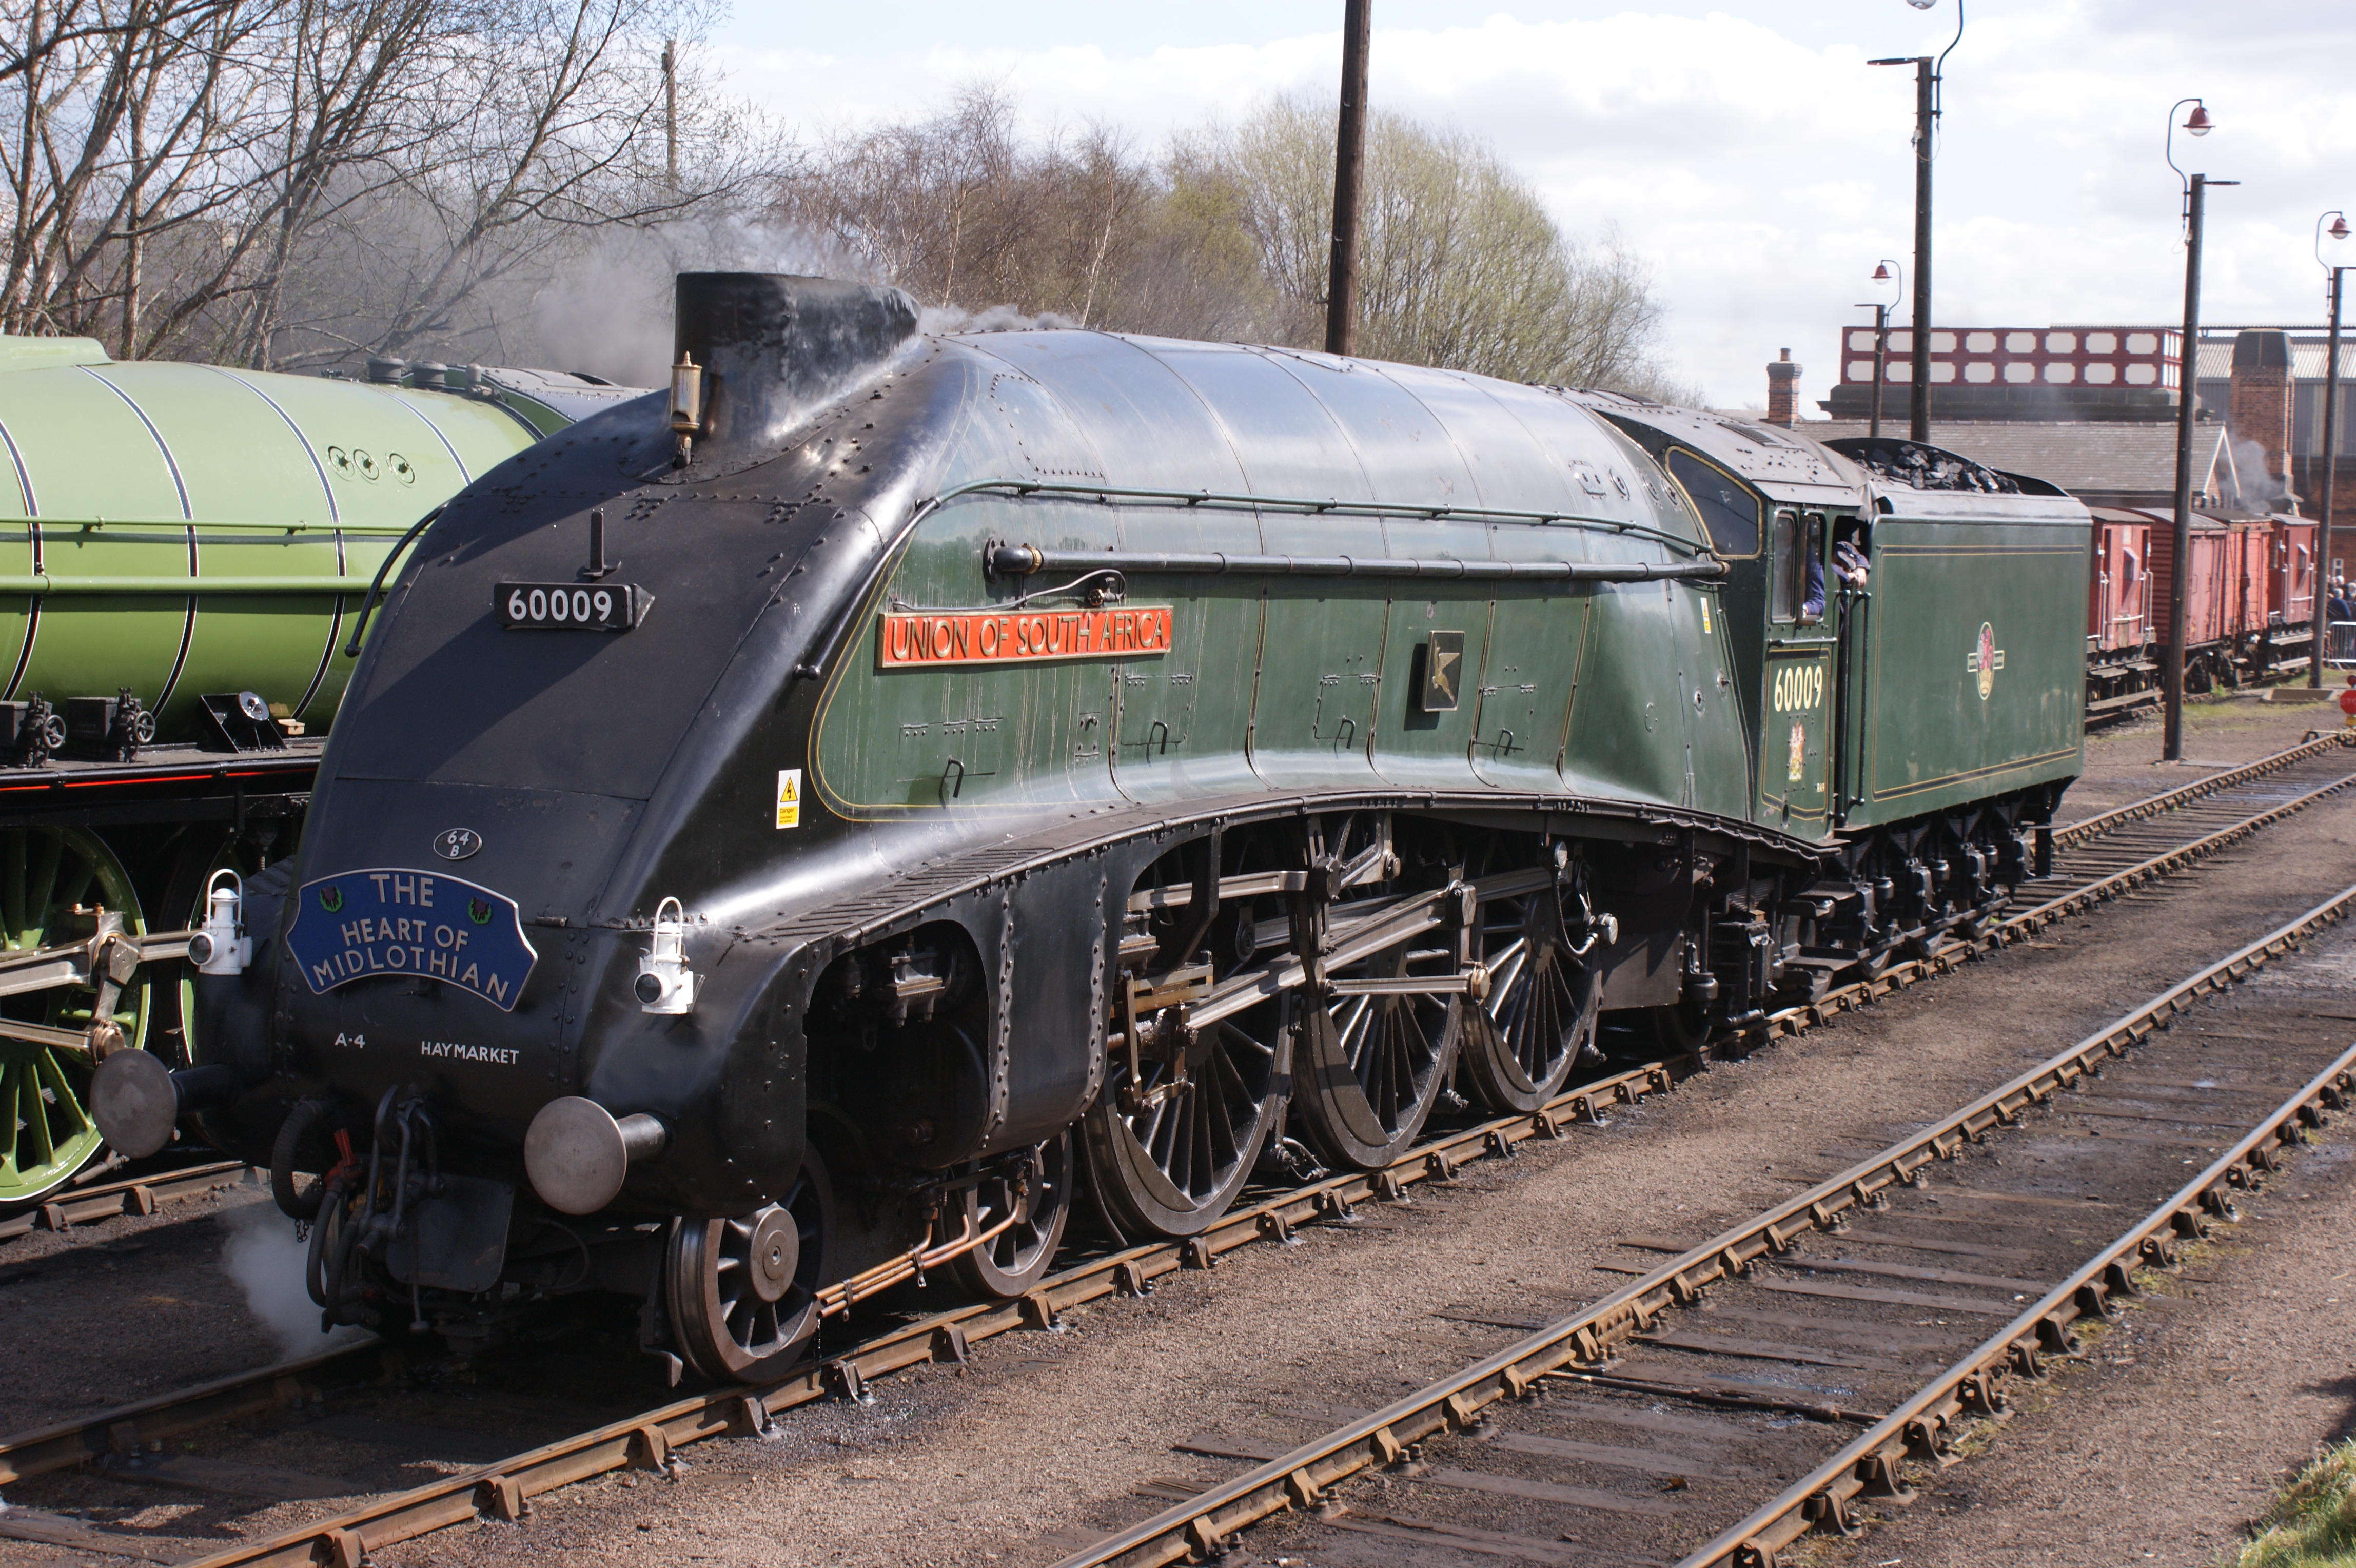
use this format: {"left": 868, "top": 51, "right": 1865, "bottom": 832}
{"left": 0, "top": 828, "right": 150, "bottom": 1205}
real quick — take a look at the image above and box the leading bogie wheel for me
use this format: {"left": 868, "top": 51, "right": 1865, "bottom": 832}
{"left": 951, "top": 1132, "right": 1073, "bottom": 1299}
{"left": 0, "top": 828, "right": 150, "bottom": 1206}
{"left": 666, "top": 1145, "right": 834, "bottom": 1382}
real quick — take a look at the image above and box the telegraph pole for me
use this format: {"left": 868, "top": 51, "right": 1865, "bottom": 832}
{"left": 2310, "top": 211, "right": 2348, "bottom": 687}
{"left": 1907, "top": 57, "right": 1933, "bottom": 441}
{"left": 1325, "top": 0, "right": 1370, "bottom": 357}
{"left": 663, "top": 40, "right": 679, "bottom": 189}
{"left": 1869, "top": 4, "right": 1960, "bottom": 444}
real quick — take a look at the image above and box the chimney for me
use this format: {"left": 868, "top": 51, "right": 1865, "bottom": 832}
{"left": 2228, "top": 328, "right": 2293, "bottom": 488}
{"left": 671, "top": 273, "right": 919, "bottom": 474}
{"left": 1765, "top": 348, "right": 1801, "bottom": 426}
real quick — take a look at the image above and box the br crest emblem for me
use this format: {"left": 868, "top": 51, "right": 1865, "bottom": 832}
{"left": 1972, "top": 622, "right": 2004, "bottom": 700}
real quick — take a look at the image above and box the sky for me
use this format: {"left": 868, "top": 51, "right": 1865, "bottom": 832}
{"left": 701, "top": 2, "right": 2356, "bottom": 413}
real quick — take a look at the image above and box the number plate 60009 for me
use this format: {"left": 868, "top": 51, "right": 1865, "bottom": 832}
{"left": 495, "top": 581, "right": 652, "bottom": 632}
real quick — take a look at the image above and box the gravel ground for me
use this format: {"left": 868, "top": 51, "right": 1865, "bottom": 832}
{"left": 0, "top": 692, "right": 2347, "bottom": 1568}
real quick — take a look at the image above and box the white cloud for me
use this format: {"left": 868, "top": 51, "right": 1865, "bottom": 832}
{"left": 708, "top": 3, "right": 2356, "bottom": 411}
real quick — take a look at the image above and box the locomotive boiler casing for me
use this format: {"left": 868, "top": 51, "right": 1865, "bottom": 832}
{"left": 265, "top": 272, "right": 1771, "bottom": 1227}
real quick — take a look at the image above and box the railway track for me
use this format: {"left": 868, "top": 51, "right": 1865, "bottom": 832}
{"left": 1047, "top": 883, "right": 2356, "bottom": 1568}
{"left": 0, "top": 1159, "right": 247, "bottom": 1243}
{"left": 0, "top": 736, "right": 2348, "bottom": 1566}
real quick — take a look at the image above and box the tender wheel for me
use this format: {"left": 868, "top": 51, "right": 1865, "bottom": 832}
{"left": 1459, "top": 877, "right": 1602, "bottom": 1114}
{"left": 666, "top": 1146, "right": 833, "bottom": 1383}
{"left": 0, "top": 828, "right": 150, "bottom": 1206}
{"left": 951, "top": 1132, "right": 1073, "bottom": 1299}
{"left": 1294, "top": 944, "right": 1461, "bottom": 1170}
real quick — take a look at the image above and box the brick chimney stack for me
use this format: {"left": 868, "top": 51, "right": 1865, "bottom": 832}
{"left": 1765, "top": 348, "right": 1801, "bottom": 426}
{"left": 2228, "top": 328, "right": 2293, "bottom": 491}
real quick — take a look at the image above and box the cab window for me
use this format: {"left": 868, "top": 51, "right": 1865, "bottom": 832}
{"left": 1666, "top": 449, "right": 1760, "bottom": 556}
{"left": 1771, "top": 511, "right": 1825, "bottom": 624}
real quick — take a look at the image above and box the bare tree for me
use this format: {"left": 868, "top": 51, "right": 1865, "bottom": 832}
{"left": 1184, "top": 95, "right": 1683, "bottom": 391}
{"left": 777, "top": 86, "right": 1684, "bottom": 395}
{"left": 2, "top": 0, "right": 765, "bottom": 369}
{"left": 775, "top": 84, "right": 1278, "bottom": 343}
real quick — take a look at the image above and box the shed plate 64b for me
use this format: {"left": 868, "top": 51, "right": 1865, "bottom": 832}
{"left": 286, "top": 869, "right": 538, "bottom": 1011}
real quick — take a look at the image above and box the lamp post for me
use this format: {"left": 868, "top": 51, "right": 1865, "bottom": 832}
{"left": 1860, "top": 260, "right": 1905, "bottom": 439}
{"left": 2163, "top": 99, "right": 2233, "bottom": 763}
{"left": 2311, "top": 210, "right": 2351, "bottom": 687}
{"left": 1869, "top": 0, "right": 1963, "bottom": 444}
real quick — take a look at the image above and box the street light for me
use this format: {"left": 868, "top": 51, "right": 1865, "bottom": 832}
{"left": 2310, "top": 208, "right": 2351, "bottom": 687}
{"left": 2162, "top": 97, "right": 2237, "bottom": 763}
{"left": 1868, "top": 0, "right": 1964, "bottom": 444}
{"left": 1856, "top": 260, "right": 1905, "bottom": 439}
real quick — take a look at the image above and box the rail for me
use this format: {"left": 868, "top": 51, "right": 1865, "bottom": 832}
{"left": 1684, "top": 1050, "right": 2356, "bottom": 1565}
{"left": 2056, "top": 729, "right": 2353, "bottom": 845}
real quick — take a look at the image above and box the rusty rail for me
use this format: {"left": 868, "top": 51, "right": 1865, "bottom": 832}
{"left": 1043, "top": 881, "right": 2356, "bottom": 1568}
{"left": 0, "top": 1159, "right": 249, "bottom": 1242}
{"left": 2055, "top": 730, "right": 2352, "bottom": 847}
{"left": 1680, "top": 1044, "right": 2356, "bottom": 1567}
{"left": 0, "top": 1339, "right": 392, "bottom": 1486}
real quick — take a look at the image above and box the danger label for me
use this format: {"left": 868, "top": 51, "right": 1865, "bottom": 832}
{"left": 776, "top": 768, "right": 802, "bottom": 829}
{"left": 878, "top": 606, "right": 1172, "bottom": 668}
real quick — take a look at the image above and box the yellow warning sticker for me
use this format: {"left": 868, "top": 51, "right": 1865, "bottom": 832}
{"left": 775, "top": 769, "right": 802, "bottom": 829}
{"left": 1701, "top": 599, "right": 1712, "bottom": 634}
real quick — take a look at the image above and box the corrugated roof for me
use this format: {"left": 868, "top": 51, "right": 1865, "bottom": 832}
{"left": 1802, "top": 419, "right": 2224, "bottom": 494}
{"left": 2192, "top": 340, "right": 2356, "bottom": 380}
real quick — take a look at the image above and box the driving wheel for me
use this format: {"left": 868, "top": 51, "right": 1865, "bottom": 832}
{"left": 1081, "top": 996, "right": 1288, "bottom": 1238}
{"left": 1292, "top": 940, "right": 1461, "bottom": 1171}
{"left": 0, "top": 828, "right": 150, "bottom": 1206}
{"left": 1458, "top": 876, "right": 1601, "bottom": 1114}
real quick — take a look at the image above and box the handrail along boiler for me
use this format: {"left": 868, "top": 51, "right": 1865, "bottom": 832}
{"left": 97, "top": 275, "right": 2091, "bottom": 1381}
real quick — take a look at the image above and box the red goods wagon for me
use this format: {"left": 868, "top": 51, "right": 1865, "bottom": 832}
{"left": 2269, "top": 518, "right": 2317, "bottom": 626}
{"left": 2088, "top": 514, "right": 2151, "bottom": 653}
{"left": 2224, "top": 521, "right": 2273, "bottom": 639}
{"left": 2181, "top": 526, "right": 2230, "bottom": 649}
